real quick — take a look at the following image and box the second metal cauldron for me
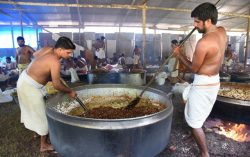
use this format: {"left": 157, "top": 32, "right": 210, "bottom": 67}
{"left": 211, "top": 82, "right": 250, "bottom": 124}
{"left": 46, "top": 84, "right": 173, "bottom": 157}
{"left": 230, "top": 72, "right": 250, "bottom": 82}
{"left": 87, "top": 71, "right": 146, "bottom": 85}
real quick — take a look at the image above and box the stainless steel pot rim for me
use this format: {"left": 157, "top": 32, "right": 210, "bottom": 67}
{"left": 61, "top": 73, "right": 87, "bottom": 76}
{"left": 87, "top": 70, "right": 147, "bottom": 74}
{"left": 46, "top": 84, "right": 173, "bottom": 129}
{"left": 88, "top": 71, "right": 146, "bottom": 74}
{"left": 218, "top": 82, "right": 250, "bottom": 106}
{"left": 72, "top": 84, "right": 167, "bottom": 93}
{"left": 217, "top": 96, "right": 250, "bottom": 106}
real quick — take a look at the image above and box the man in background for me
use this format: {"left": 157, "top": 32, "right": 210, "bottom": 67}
{"left": 118, "top": 53, "right": 126, "bottom": 67}
{"left": 4, "top": 57, "right": 16, "bottom": 71}
{"left": 178, "top": 40, "right": 189, "bottom": 80}
{"left": 93, "top": 36, "right": 106, "bottom": 64}
{"left": 4, "top": 57, "right": 18, "bottom": 86}
{"left": 16, "top": 36, "right": 35, "bottom": 74}
{"left": 83, "top": 47, "right": 95, "bottom": 70}
{"left": 133, "top": 45, "right": 141, "bottom": 68}
{"left": 222, "top": 44, "right": 234, "bottom": 72}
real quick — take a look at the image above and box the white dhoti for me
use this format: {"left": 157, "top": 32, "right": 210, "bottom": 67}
{"left": 133, "top": 55, "right": 140, "bottom": 64}
{"left": 17, "top": 70, "right": 48, "bottom": 135}
{"left": 69, "top": 68, "right": 80, "bottom": 83}
{"left": 167, "top": 57, "right": 179, "bottom": 77}
{"left": 184, "top": 74, "right": 220, "bottom": 128}
{"left": 95, "top": 48, "right": 106, "bottom": 59}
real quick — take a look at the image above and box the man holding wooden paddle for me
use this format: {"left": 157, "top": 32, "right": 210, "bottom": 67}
{"left": 173, "top": 2, "right": 227, "bottom": 157}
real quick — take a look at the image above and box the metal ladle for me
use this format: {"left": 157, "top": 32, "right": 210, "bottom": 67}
{"left": 75, "top": 96, "right": 89, "bottom": 112}
{"left": 60, "top": 78, "right": 89, "bottom": 112}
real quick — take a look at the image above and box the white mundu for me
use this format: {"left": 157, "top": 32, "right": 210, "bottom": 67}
{"left": 96, "top": 48, "right": 106, "bottom": 59}
{"left": 17, "top": 70, "right": 48, "bottom": 135}
{"left": 184, "top": 74, "right": 220, "bottom": 128}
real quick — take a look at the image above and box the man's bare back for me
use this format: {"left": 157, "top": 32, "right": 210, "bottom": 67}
{"left": 27, "top": 47, "right": 60, "bottom": 85}
{"left": 26, "top": 46, "right": 76, "bottom": 97}
{"left": 193, "top": 26, "right": 227, "bottom": 76}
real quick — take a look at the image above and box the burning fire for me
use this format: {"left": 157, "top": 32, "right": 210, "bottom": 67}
{"left": 218, "top": 123, "right": 250, "bottom": 142}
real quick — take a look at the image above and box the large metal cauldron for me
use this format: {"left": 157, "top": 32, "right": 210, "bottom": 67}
{"left": 230, "top": 72, "right": 250, "bottom": 82}
{"left": 211, "top": 82, "right": 250, "bottom": 124}
{"left": 46, "top": 84, "right": 173, "bottom": 157}
{"left": 61, "top": 73, "right": 88, "bottom": 82}
{"left": 87, "top": 71, "right": 146, "bottom": 85}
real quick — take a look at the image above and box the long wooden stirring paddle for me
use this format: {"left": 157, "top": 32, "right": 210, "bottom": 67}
{"left": 126, "top": 27, "right": 196, "bottom": 109}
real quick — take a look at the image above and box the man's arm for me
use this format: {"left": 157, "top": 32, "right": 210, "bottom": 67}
{"left": 27, "top": 46, "right": 36, "bottom": 60}
{"left": 174, "top": 47, "right": 192, "bottom": 71}
{"left": 15, "top": 48, "right": 19, "bottom": 65}
{"left": 27, "top": 45, "right": 35, "bottom": 53}
{"left": 174, "top": 40, "right": 207, "bottom": 73}
{"left": 102, "top": 41, "right": 105, "bottom": 49}
{"left": 11, "top": 62, "right": 16, "bottom": 70}
{"left": 50, "top": 58, "right": 76, "bottom": 98}
{"left": 227, "top": 51, "right": 233, "bottom": 61}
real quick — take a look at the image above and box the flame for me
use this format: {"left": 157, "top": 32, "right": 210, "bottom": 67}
{"left": 218, "top": 123, "right": 250, "bottom": 142}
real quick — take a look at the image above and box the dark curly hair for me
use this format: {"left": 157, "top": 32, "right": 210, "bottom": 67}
{"left": 55, "top": 36, "right": 76, "bottom": 50}
{"left": 191, "top": 2, "right": 218, "bottom": 25}
{"left": 171, "top": 39, "right": 178, "bottom": 45}
{"left": 17, "top": 36, "right": 24, "bottom": 41}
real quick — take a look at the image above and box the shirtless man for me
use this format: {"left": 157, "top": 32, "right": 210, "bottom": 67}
{"left": 15, "top": 36, "right": 35, "bottom": 74}
{"left": 17, "top": 37, "right": 77, "bottom": 152}
{"left": 133, "top": 45, "right": 141, "bottom": 66}
{"left": 173, "top": 3, "right": 227, "bottom": 157}
{"left": 222, "top": 44, "right": 234, "bottom": 72}
{"left": 84, "top": 48, "right": 95, "bottom": 70}
{"left": 93, "top": 36, "right": 106, "bottom": 64}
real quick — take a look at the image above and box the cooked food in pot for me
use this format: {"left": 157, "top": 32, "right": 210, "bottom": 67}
{"left": 66, "top": 95, "right": 167, "bottom": 119}
{"left": 218, "top": 84, "right": 250, "bottom": 101}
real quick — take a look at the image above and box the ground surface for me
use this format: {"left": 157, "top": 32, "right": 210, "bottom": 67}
{"left": 0, "top": 81, "right": 250, "bottom": 157}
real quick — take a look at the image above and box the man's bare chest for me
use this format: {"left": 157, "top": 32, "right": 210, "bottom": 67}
{"left": 17, "top": 47, "right": 30, "bottom": 55}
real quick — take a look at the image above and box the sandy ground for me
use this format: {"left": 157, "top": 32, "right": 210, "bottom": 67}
{"left": 0, "top": 81, "right": 250, "bottom": 157}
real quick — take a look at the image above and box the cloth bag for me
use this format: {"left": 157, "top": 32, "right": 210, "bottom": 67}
{"left": 156, "top": 72, "right": 168, "bottom": 85}
{"left": 69, "top": 68, "right": 80, "bottom": 83}
{"left": 171, "top": 82, "right": 191, "bottom": 101}
{"left": 0, "top": 88, "right": 13, "bottom": 103}
{"left": 172, "top": 82, "right": 190, "bottom": 94}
